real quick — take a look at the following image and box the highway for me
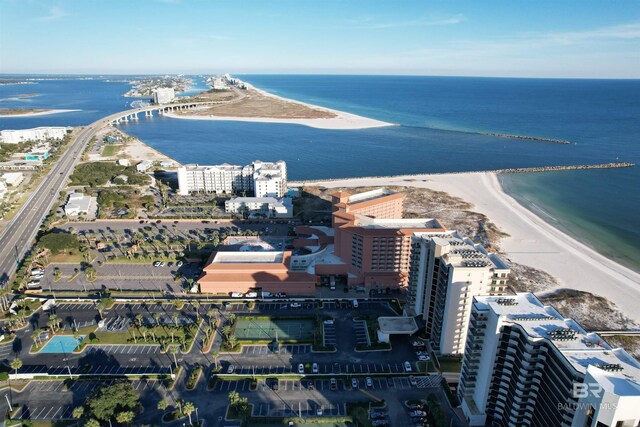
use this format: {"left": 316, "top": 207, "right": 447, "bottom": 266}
{"left": 0, "top": 99, "right": 240, "bottom": 288}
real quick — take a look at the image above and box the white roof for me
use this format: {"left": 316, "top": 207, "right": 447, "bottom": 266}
{"left": 211, "top": 251, "right": 284, "bottom": 264}
{"left": 476, "top": 293, "right": 640, "bottom": 385}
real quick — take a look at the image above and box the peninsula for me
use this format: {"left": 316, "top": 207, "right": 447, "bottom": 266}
{"left": 0, "top": 108, "right": 80, "bottom": 117}
{"left": 165, "top": 75, "right": 394, "bottom": 130}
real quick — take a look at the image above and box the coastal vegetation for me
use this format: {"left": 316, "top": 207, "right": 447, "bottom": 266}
{"left": 176, "top": 87, "right": 337, "bottom": 120}
{"left": 70, "top": 162, "right": 149, "bottom": 187}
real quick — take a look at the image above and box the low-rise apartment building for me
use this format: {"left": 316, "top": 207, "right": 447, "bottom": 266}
{"left": 225, "top": 196, "right": 293, "bottom": 218}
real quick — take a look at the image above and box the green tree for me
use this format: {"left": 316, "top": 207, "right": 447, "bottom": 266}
{"left": 10, "top": 358, "right": 22, "bottom": 375}
{"left": 212, "top": 351, "right": 219, "bottom": 370}
{"left": 157, "top": 399, "right": 169, "bottom": 411}
{"left": 84, "top": 266, "right": 97, "bottom": 281}
{"left": 72, "top": 406, "right": 84, "bottom": 419}
{"left": 228, "top": 391, "right": 250, "bottom": 420}
{"left": 85, "top": 419, "right": 100, "bottom": 427}
{"left": 38, "top": 232, "right": 79, "bottom": 255}
{"left": 115, "top": 410, "right": 135, "bottom": 424}
{"left": 86, "top": 382, "right": 140, "bottom": 423}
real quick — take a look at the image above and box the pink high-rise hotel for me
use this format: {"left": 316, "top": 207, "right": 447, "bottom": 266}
{"left": 331, "top": 189, "right": 445, "bottom": 288}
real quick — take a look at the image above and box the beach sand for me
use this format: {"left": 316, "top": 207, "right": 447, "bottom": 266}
{"left": 165, "top": 84, "right": 394, "bottom": 130}
{"left": 290, "top": 172, "right": 640, "bottom": 323}
{"left": 164, "top": 110, "right": 393, "bottom": 130}
{"left": 0, "top": 109, "right": 80, "bottom": 118}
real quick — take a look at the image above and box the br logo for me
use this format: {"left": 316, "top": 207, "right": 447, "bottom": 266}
{"left": 572, "top": 382, "right": 604, "bottom": 399}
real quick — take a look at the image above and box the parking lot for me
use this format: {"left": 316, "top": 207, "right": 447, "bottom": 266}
{"left": 84, "top": 344, "right": 161, "bottom": 355}
{"left": 13, "top": 379, "right": 161, "bottom": 421}
{"left": 0, "top": 342, "right": 15, "bottom": 360}
{"left": 223, "top": 361, "right": 417, "bottom": 376}
{"left": 323, "top": 323, "right": 337, "bottom": 347}
{"left": 211, "top": 375, "right": 442, "bottom": 394}
{"left": 16, "top": 363, "right": 170, "bottom": 376}
{"left": 353, "top": 320, "right": 370, "bottom": 346}
{"left": 241, "top": 344, "right": 311, "bottom": 356}
{"left": 252, "top": 401, "right": 346, "bottom": 418}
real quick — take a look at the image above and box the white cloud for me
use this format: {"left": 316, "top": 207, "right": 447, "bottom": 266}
{"left": 35, "top": 5, "right": 68, "bottom": 22}
{"left": 348, "top": 14, "right": 467, "bottom": 30}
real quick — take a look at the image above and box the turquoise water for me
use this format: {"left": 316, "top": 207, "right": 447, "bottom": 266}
{"left": 1, "top": 75, "right": 638, "bottom": 271}
{"left": 40, "top": 335, "right": 84, "bottom": 353}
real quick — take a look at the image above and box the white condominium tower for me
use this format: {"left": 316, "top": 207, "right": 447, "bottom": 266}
{"left": 407, "top": 231, "right": 510, "bottom": 355}
{"left": 152, "top": 87, "right": 175, "bottom": 104}
{"left": 177, "top": 160, "right": 287, "bottom": 197}
{"left": 459, "top": 293, "right": 640, "bottom": 427}
{"left": 252, "top": 160, "right": 287, "bottom": 198}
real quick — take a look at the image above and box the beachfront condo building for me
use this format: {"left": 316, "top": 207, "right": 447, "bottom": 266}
{"left": 458, "top": 293, "right": 640, "bottom": 427}
{"left": 0, "top": 127, "right": 69, "bottom": 144}
{"left": 177, "top": 160, "right": 287, "bottom": 197}
{"left": 331, "top": 189, "right": 446, "bottom": 288}
{"left": 225, "top": 196, "right": 293, "bottom": 218}
{"left": 407, "top": 231, "right": 510, "bottom": 355}
{"left": 152, "top": 87, "right": 175, "bottom": 104}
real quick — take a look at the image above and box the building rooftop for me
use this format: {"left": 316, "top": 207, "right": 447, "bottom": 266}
{"left": 475, "top": 293, "right": 640, "bottom": 385}
{"left": 356, "top": 216, "right": 444, "bottom": 230}
{"left": 65, "top": 193, "right": 91, "bottom": 212}
{"left": 415, "top": 231, "right": 508, "bottom": 270}
{"left": 347, "top": 188, "right": 395, "bottom": 204}
{"left": 378, "top": 316, "right": 419, "bottom": 334}
{"left": 211, "top": 251, "right": 285, "bottom": 264}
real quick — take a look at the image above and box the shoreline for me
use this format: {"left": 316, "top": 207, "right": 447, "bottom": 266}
{"left": 0, "top": 108, "right": 80, "bottom": 118}
{"left": 290, "top": 172, "right": 640, "bottom": 323}
{"left": 165, "top": 82, "right": 395, "bottom": 130}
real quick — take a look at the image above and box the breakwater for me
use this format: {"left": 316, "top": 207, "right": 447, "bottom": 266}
{"left": 496, "top": 162, "right": 634, "bottom": 174}
{"left": 479, "top": 132, "right": 571, "bottom": 144}
{"left": 288, "top": 163, "right": 635, "bottom": 185}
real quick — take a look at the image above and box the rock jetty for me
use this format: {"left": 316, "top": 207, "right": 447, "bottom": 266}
{"left": 496, "top": 163, "right": 634, "bottom": 174}
{"left": 480, "top": 132, "right": 571, "bottom": 144}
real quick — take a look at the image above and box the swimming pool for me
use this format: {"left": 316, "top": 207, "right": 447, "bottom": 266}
{"left": 39, "top": 335, "right": 84, "bottom": 353}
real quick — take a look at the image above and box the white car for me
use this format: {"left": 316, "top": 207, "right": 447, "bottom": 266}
{"left": 290, "top": 303, "right": 301, "bottom": 308}
{"left": 227, "top": 365, "right": 235, "bottom": 374}
{"left": 230, "top": 292, "right": 244, "bottom": 298}
{"left": 31, "top": 272, "right": 45, "bottom": 279}
{"left": 298, "top": 363, "right": 305, "bottom": 374}
{"left": 323, "top": 319, "right": 334, "bottom": 325}
{"left": 351, "top": 378, "right": 359, "bottom": 388}
{"left": 418, "top": 355, "right": 430, "bottom": 362}
{"left": 404, "top": 361, "right": 412, "bottom": 372}
{"left": 366, "top": 377, "right": 373, "bottom": 387}
{"left": 312, "top": 363, "right": 318, "bottom": 373}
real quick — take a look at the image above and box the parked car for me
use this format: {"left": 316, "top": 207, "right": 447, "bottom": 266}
{"left": 409, "top": 376, "right": 418, "bottom": 386}
{"left": 298, "top": 363, "right": 305, "bottom": 374}
{"left": 409, "top": 410, "right": 427, "bottom": 417}
{"left": 227, "top": 365, "right": 235, "bottom": 374}
{"left": 323, "top": 319, "right": 334, "bottom": 325}
{"left": 366, "top": 377, "right": 373, "bottom": 387}
{"left": 176, "top": 260, "right": 184, "bottom": 267}
{"left": 330, "top": 378, "right": 337, "bottom": 390}
{"left": 312, "top": 363, "right": 319, "bottom": 373}
{"left": 290, "top": 302, "right": 301, "bottom": 308}
{"left": 31, "top": 272, "right": 45, "bottom": 279}
{"left": 418, "top": 355, "right": 430, "bottom": 361}
{"left": 404, "top": 361, "right": 413, "bottom": 372}
{"left": 351, "top": 378, "right": 358, "bottom": 388}
{"left": 152, "top": 261, "right": 162, "bottom": 267}
{"left": 316, "top": 407, "right": 323, "bottom": 416}
{"left": 230, "top": 292, "right": 244, "bottom": 298}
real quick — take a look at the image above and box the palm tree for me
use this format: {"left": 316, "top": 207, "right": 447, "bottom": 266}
{"left": 31, "top": 330, "right": 41, "bottom": 347}
{"left": 183, "top": 402, "right": 195, "bottom": 425}
{"left": 153, "top": 312, "right": 161, "bottom": 327}
{"left": 172, "top": 313, "right": 179, "bottom": 327}
{"left": 212, "top": 351, "right": 219, "bottom": 370}
{"left": 169, "top": 345, "right": 179, "bottom": 366}
{"left": 85, "top": 419, "right": 100, "bottom": 427}
{"left": 157, "top": 399, "right": 169, "bottom": 412}
{"left": 10, "top": 358, "right": 22, "bottom": 375}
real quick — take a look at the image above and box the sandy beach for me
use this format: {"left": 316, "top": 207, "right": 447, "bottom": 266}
{"left": 0, "top": 108, "right": 80, "bottom": 118}
{"left": 165, "top": 82, "right": 394, "bottom": 130}
{"left": 164, "top": 109, "right": 393, "bottom": 130}
{"left": 290, "top": 172, "right": 640, "bottom": 323}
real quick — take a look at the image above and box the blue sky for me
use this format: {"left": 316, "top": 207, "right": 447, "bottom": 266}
{"left": 1, "top": 0, "right": 639, "bottom": 77}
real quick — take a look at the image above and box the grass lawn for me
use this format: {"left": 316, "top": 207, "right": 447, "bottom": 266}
{"left": 101, "top": 145, "right": 121, "bottom": 157}
{"left": 48, "top": 250, "right": 84, "bottom": 263}
{"left": 85, "top": 323, "right": 199, "bottom": 349}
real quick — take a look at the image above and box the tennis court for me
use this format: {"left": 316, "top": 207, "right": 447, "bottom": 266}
{"left": 235, "top": 317, "right": 315, "bottom": 341}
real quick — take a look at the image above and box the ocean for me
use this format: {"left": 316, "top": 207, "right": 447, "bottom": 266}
{"left": 1, "top": 75, "right": 638, "bottom": 271}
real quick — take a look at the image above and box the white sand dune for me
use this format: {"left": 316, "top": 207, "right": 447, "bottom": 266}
{"left": 290, "top": 172, "right": 640, "bottom": 323}
{"left": 0, "top": 109, "right": 80, "bottom": 118}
